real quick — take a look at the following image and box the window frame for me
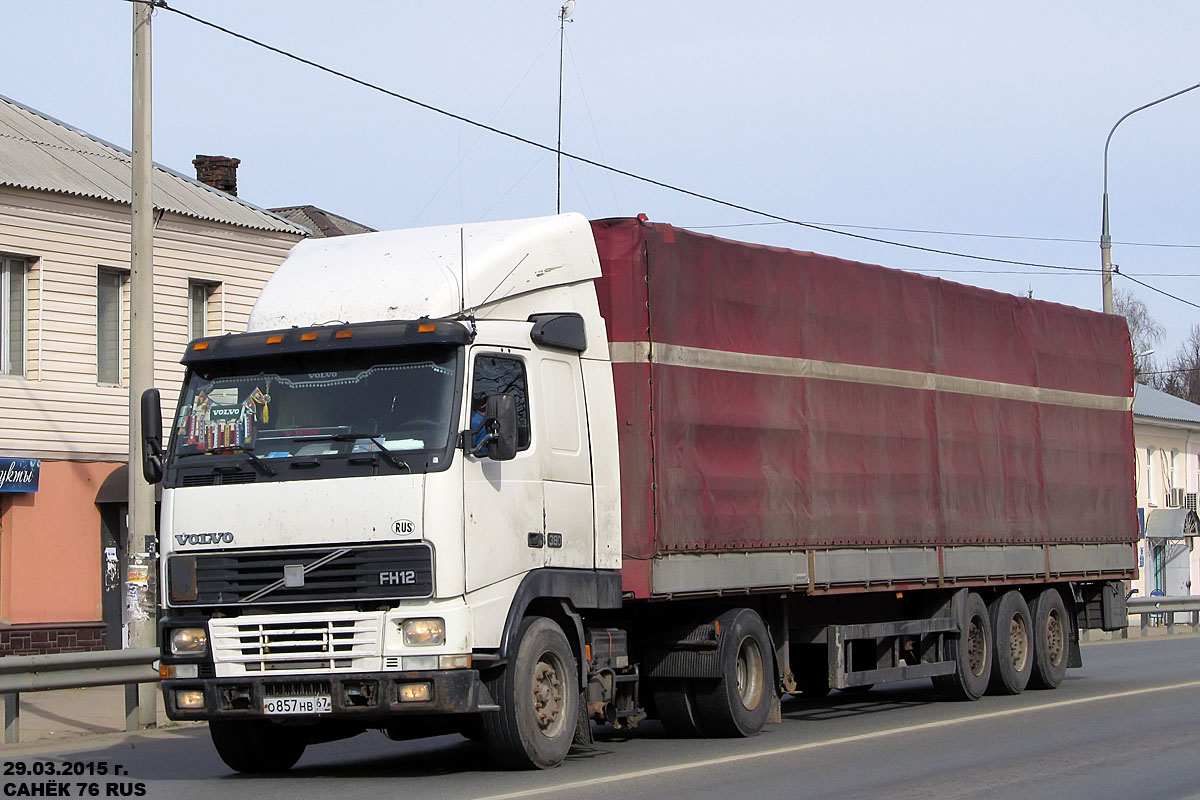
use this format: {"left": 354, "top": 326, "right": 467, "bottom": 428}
{"left": 188, "top": 280, "right": 219, "bottom": 341}
{"left": 1, "top": 255, "right": 28, "bottom": 378}
{"left": 470, "top": 352, "right": 532, "bottom": 452}
{"left": 97, "top": 267, "right": 128, "bottom": 386}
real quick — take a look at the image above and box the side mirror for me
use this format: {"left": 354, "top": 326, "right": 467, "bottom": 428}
{"left": 140, "top": 388, "right": 164, "bottom": 484}
{"left": 485, "top": 394, "right": 519, "bottom": 462}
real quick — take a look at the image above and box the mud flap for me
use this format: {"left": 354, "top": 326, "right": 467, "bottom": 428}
{"left": 571, "top": 689, "right": 594, "bottom": 749}
{"left": 767, "top": 693, "right": 783, "bottom": 724}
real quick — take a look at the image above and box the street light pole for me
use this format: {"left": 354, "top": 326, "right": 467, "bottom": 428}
{"left": 1101, "top": 81, "right": 1200, "bottom": 314}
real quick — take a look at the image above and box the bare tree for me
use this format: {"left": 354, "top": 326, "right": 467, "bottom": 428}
{"left": 1158, "top": 325, "right": 1200, "bottom": 404}
{"left": 1113, "top": 288, "right": 1163, "bottom": 382}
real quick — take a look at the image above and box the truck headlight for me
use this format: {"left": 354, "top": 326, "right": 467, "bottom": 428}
{"left": 400, "top": 618, "right": 445, "bottom": 647}
{"left": 170, "top": 627, "right": 208, "bottom": 655}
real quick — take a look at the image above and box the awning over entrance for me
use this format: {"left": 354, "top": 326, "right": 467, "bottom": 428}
{"left": 1143, "top": 508, "right": 1199, "bottom": 540}
{"left": 95, "top": 464, "right": 161, "bottom": 504}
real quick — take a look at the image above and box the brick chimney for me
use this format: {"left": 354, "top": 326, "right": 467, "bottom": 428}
{"left": 193, "top": 155, "right": 240, "bottom": 196}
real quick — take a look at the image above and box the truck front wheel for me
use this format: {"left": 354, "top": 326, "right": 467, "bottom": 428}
{"left": 209, "top": 720, "right": 307, "bottom": 773}
{"left": 693, "top": 608, "right": 773, "bottom": 737}
{"left": 483, "top": 616, "right": 579, "bottom": 769}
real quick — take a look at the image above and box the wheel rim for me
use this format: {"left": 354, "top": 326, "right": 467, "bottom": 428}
{"left": 1008, "top": 614, "right": 1029, "bottom": 672}
{"left": 734, "top": 636, "right": 765, "bottom": 710}
{"left": 966, "top": 615, "right": 987, "bottom": 677}
{"left": 532, "top": 652, "right": 568, "bottom": 738}
{"left": 1045, "top": 609, "right": 1065, "bottom": 667}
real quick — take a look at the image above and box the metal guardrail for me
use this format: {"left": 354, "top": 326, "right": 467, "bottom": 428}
{"left": 0, "top": 647, "right": 160, "bottom": 745}
{"left": 1125, "top": 595, "right": 1200, "bottom": 635}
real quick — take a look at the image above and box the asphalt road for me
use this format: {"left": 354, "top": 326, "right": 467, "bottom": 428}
{"left": 5, "top": 636, "right": 1199, "bottom": 800}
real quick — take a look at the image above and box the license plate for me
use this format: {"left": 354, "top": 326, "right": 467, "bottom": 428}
{"left": 263, "top": 695, "right": 332, "bottom": 715}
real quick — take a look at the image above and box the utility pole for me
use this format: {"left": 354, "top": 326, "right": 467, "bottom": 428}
{"left": 127, "top": 0, "right": 157, "bottom": 730}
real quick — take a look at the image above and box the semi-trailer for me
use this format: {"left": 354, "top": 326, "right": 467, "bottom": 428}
{"left": 143, "top": 213, "right": 1136, "bottom": 772}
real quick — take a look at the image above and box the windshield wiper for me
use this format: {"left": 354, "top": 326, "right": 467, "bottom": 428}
{"left": 182, "top": 444, "right": 278, "bottom": 476}
{"left": 325, "top": 433, "right": 411, "bottom": 473}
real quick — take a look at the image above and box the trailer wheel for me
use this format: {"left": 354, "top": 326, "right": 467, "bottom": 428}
{"left": 1027, "top": 588, "right": 1069, "bottom": 689}
{"left": 987, "top": 590, "right": 1032, "bottom": 695}
{"left": 693, "top": 609, "right": 773, "bottom": 737}
{"left": 939, "top": 591, "right": 992, "bottom": 701}
{"left": 209, "top": 720, "right": 307, "bottom": 773}
{"left": 483, "top": 616, "right": 578, "bottom": 769}
{"left": 652, "top": 678, "right": 706, "bottom": 737}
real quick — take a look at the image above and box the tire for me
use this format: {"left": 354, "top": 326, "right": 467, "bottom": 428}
{"left": 693, "top": 608, "right": 773, "bottom": 737}
{"left": 652, "top": 678, "right": 706, "bottom": 737}
{"left": 483, "top": 616, "right": 579, "bottom": 769}
{"left": 209, "top": 720, "right": 307, "bottom": 773}
{"left": 1027, "top": 588, "right": 1069, "bottom": 690}
{"left": 939, "top": 591, "right": 992, "bottom": 701}
{"left": 987, "top": 590, "right": 1032, "bottom": 695}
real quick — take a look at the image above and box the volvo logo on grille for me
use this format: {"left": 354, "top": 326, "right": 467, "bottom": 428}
{"left": 175, "top": 532, "right": 234, "bottom": 547}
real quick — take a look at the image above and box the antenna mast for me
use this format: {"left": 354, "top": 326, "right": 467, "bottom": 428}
{"left": 557, "top": 1, "right": 574, "bottom": 214}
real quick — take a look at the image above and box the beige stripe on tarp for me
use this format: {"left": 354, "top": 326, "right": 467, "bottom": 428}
{"left": 608, "top": 341, "right": 1132, "bottom": 412}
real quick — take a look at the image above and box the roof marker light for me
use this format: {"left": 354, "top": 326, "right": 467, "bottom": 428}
{"left": 192, "top": 342, "right": 210, "bottom": 351}
{"left": 300, "top": 332, "right": 318, "bottom": 342}
{"left": 417, "top": 324, "right": 436, "bottom": 333}
{"left": 335, "top": 330, "right": 353, "bottom": 339}
{"left": 266, "top": 335, "right": 283, "bottom": 345}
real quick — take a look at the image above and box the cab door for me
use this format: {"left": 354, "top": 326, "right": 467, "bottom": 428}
{"left": 462, "top": 347, "right": 544, "bottom": 592}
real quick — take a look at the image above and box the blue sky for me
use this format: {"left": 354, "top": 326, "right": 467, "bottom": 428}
{"left": 9, "top": 1, "right": 1200, "bottom": 359}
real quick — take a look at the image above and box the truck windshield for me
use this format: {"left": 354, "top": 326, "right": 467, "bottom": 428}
{"left": 168, "top": 346, "right": 459, "bottom": 467}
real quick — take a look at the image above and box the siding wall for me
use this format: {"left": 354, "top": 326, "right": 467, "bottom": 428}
{"left": 0, "top": 186, "right": 303, "bottom": 459}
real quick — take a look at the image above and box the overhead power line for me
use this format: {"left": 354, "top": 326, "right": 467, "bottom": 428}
{"left": 130, "top": 0, "right": 1199, "bottom": 307}
{"left": 690, "top": 220, "right": 1200, "bottom": 250}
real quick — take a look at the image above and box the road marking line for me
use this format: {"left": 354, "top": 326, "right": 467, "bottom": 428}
{"left": 473, "top": 679, "right": 1200, "bottom": 800}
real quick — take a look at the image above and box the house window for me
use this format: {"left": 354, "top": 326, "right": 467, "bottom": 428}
{"left": 97, "top": 269, "right": 126, "bottom": 385}
{"left": 1, "top": 256, "right": 27, "bottom": 376}
{"left": 1145, "top": 447, "right": 1154, "bottom": 505}
{"left": 188, "top": 281, "right": 218, "bottom": 340}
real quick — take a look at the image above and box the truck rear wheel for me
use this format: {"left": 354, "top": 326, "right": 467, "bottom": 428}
{"left": 652, "top": 678, "right": 707, "bottom": 737}
{"left": 1027, "top": 588, "right": 1069, "bottom": 689}
{"left": 938, "top": 591, "right": 992, "bottom": 701}
{"left": 209, "top": 720, "right": 307, "bottom": 773}
{"left": 483, "top": 616, "right": 579, "bottom": 769}
{"left": 693, "top": 608, "right": 773, "bottom": 737}
{"left": 987, "top": 590, "right": 1032, "bottom": 695}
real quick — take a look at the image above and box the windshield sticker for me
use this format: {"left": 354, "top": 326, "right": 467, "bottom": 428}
{"left": 183, "top": 385, "right": 271, "bottom": 450}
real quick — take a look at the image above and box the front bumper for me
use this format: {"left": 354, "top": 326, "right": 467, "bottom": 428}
{"left": 162, "top": 669, "right": 494, "bottom": 722}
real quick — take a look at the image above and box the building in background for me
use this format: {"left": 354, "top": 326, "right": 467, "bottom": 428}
{"left": 1132, "top": 383, "right": 1200, "bottom": 602}
{"left": 0, "top": 95, "right": 308, "bottom": 654}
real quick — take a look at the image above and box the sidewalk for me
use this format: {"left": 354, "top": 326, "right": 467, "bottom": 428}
{"left": 3, "top": 684, "right": 203, "bottom": 747}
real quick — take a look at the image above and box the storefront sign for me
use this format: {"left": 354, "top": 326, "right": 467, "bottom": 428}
{"left": 0, "top": 458, "right": 39, "bottom": 493}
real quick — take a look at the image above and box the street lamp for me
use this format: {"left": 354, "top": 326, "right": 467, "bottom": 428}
{"left": 1101, "top": 81, "right": 1200, "bottom": 314}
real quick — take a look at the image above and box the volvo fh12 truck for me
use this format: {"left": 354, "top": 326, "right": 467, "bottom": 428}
{"left": 143, "top": 213, "right": 1136, "bottom": 772}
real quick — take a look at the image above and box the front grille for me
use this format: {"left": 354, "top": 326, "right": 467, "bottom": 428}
{"left": 180, "top": 471, "right": 258, "bottom": 487}
{"left": 172, "top": 542, "right": 434, "bottom": 606}
{"left": 210, "top": 615, "right": 380, "bottom": 672}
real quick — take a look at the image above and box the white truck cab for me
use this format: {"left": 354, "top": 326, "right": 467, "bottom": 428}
{"left": 150, "top": 214, "right": 626, "bottom": 770}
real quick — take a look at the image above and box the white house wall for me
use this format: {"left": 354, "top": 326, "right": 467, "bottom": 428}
{"left": 0, "top": 186, "right": 302, "bottom": 460}
{"left": 1132, "top": 418, "right": 1200, "bottom": 600}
